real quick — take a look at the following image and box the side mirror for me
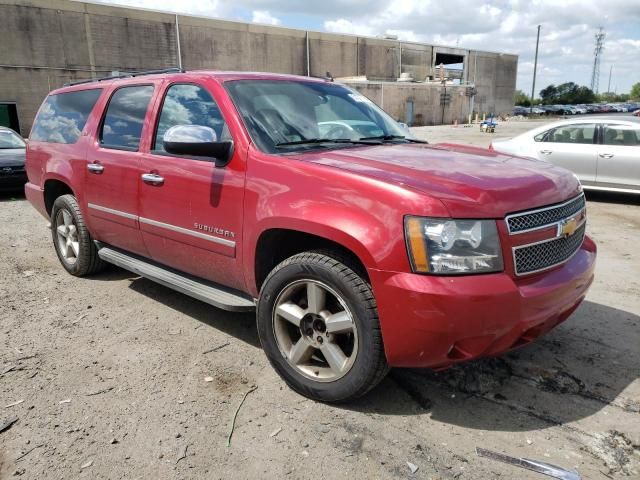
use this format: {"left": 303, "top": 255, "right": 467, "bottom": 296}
{"left": 163, "top": 125, "right": 234, "bottom": 167}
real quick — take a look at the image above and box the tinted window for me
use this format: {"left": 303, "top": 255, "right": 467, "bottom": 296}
{"left": 603, "top": 124, "right": 640, "bottom": 146}
{"left": 30, "top": 89, "right": 101, "bottom": 144}
{"left": 0, "top": 130, "right": 25, "bottom": 149}
{"left": 101, "top": 85, "right": 154, "bottom": 150}
{"left": 153, "top": 84, "right": 228, "bottom": 152}
{"left": 542, "top": 124, "right": 596, "bottom": 144}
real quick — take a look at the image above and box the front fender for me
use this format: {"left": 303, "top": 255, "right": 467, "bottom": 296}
{"left": 242, "top": 150, "right": 448, "bottom": 296}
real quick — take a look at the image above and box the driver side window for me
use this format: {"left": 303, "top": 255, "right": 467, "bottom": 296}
{"left": 153, "top": 84, "right": 228, "bottom": 153}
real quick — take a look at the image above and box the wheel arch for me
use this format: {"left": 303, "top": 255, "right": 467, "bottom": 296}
{"left": 43, "top": 177, "right": 75, "bottom": 215}
{"left": 252, "top": 225, "right": 373, "bottom": 295}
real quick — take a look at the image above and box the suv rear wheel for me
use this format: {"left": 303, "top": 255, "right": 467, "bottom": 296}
{"left": 51, "top": 194, "right": 105, "bottom": 276}
{"left": 257, "top": 251, "right": 388, "bottom": 402}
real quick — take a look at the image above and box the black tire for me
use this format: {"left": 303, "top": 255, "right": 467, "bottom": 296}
{"left": 51, "top": 194, "right": 106, "bottom": 276}
{"left": 257, "top": 250, "right": 389, "bottom": 402}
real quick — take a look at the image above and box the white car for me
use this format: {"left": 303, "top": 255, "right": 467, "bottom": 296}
{"left": 490, "top": 116, "right": 640, "bottom": 194}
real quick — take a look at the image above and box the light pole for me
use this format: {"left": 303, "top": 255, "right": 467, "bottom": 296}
{"left": 530, "top": 25, "right": 541, "bottom": 113}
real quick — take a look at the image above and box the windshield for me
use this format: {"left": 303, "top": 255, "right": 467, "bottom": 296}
{"left": 225, "top": 80, "right": 409, "bottom": 153}
{"left": 0, "top": 130, "right": 25, "bottom": 149}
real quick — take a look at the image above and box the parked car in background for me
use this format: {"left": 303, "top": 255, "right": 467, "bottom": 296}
{"left": 634, "top": 109, "right": 640, "bottom": 117}
{"left": 24, "top": 69, "right": 596, "bottom": 402}
{"left": 512, "top": 106, "right": 529, "bottom": 116}
{"left": 491, "top": 117, "right": 640, "bottom": 194}
{"left": 0, "top": 127, "right": 27, "bottom": 192}
{"left": 539, "top": 105, "right": 560, "bottom": 115}
{"left": 540, "top": 105, "right": 575, "bottom": 115}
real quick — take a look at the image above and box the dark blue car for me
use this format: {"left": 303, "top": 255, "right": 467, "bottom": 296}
{"left": 0, "top": 127, "right": 27, "bottom": 192}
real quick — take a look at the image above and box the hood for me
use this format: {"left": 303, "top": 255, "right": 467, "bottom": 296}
{"left": 0, "top": 148, "right": 26, "bottom": 167}
{"left": 291, "top": 143, "right": 581, "bottom": 218}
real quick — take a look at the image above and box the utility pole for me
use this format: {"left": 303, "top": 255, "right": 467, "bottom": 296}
{"left": 607, "top": 65, "right": 612, "bottom": 94}
{"left": 530, "top": 25, "right": 541, "bottom": 114}
{"left": 590, "top": 27, "right": 605, "bottom": 93}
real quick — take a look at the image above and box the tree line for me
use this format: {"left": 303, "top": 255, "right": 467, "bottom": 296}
{"left": 515, "top": 81, "right": 640, "bottom": 106}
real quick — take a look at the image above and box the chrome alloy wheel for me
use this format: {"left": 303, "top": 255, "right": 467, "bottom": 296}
{"left": 272, "top": 280, "right": 358, "bottom": 382}
{"left": 55, "top": 208, "right": 80, "bottom": 265}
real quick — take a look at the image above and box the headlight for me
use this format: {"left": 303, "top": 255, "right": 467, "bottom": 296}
{"left": 404, "top": 216, "right": 503, "bottom": 274}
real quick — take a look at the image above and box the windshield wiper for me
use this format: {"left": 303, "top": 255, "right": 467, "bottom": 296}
{"left": 275, "top": 138, "right": 382, "bottom": 148}
{"left": 359, "top": 135, "right": 428, "bottom": 144}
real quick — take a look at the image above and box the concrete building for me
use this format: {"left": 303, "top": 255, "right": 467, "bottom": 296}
{"left": 0, "top": 0, "right": 518, "bottom": 135}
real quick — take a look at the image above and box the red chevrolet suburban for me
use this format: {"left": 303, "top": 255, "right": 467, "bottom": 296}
{"left": 25, "top": 69, "right": 596, "bottom": 402}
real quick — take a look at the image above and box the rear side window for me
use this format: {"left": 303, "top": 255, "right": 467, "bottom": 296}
{"left": 603, "top": 124, "right": 640, "bottom": 146}
{"left": 100, "top": 85, "right": 154, "bottom": 151}
{"left": 30, "top": 89, "right": 101, "bottom": 144}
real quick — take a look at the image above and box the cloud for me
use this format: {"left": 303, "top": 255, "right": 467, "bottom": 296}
{"left": 251, "top": 10, "right": 281, "bottom": 25}
{"left": 92, "top": 0, "right": 230, "bottom": 17}
{"left": 324, "top": 19, "right": 374, "bottom": 37}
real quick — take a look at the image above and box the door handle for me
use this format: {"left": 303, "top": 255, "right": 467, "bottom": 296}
{"left": 599, "top": 153, "right": 614, "bottom": 159}
{"left": 87, "top": 162, "right": 104, "bottom": 174}
{"left": 141, "top": 173, "right": 165, "bottom": 186}
{"left": 539, "top": 150, "right": 552, "bottom": 155}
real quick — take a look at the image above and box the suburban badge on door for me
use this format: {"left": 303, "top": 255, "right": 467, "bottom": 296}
{"left": 194, "top": 222, "right": 235, "bottom": 238}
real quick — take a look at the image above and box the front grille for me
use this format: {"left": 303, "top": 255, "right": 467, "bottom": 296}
{"left": 0, "top": 166, "right": 24, "bottom": 175}
{"left": 506, "top": 195, "right": 586, "bottom": 234}
{"left": 513, "top": 224, "right": 586, "bottom": 275}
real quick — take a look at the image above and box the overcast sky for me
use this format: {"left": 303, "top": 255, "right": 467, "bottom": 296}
{"left": 96, "top": 0, "right": 640, "bottom": 96}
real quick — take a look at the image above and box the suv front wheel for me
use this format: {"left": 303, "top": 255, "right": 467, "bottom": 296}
{"left": 257, "top": 251, "right": 388, "bottom": 402}
{"left": 51, "top": 194, "right": 105, "bottom": 276}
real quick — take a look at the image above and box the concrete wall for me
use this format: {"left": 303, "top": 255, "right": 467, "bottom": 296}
{"left": 468, "top": 51, "right": 518, "bottom": 115}
{"left": 0, "top": 0, "right": 516, "bottom": 135}
{"left": 178, "top": 17, "right": 307, "bottom": 74}
{"left": 400, "top": 43, "right": 432, "bottom": 81}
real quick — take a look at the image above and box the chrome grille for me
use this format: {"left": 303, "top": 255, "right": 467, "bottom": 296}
{"left": 513, "top": 224, "right": 586, "bottom": 275}
{"left": 506, "top": 195, "right": 586, "bottom": 234}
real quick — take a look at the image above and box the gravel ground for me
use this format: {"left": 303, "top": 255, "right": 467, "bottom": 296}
{"left": 1, "top": 120, "right": 639, "bottom": 479}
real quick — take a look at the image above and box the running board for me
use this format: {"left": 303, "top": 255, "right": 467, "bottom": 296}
{"left": 97, "top": 246, "right": 256, "bottom": 312}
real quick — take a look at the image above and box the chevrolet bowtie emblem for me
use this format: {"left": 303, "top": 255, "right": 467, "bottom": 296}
{"left": 560, "top": 218, "right": 578, "bottom": 237}
{"left": 557, "top": 210, "right": 584, "bottom": 238}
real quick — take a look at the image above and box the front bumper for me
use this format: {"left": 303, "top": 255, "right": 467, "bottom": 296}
{"left": 0, "top": 172, "right": 27, "bottom": 192}
{"left": 370, "top": 235, "right": 597, "bottom": 368}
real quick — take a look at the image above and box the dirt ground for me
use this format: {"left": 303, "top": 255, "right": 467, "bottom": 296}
{"left": 1, "top": 120, "right": 639, "bottom": 479}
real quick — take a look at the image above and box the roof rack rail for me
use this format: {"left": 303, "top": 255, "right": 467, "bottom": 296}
{"left": 64, "top": 67, "right": 185, "bottom": 87}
